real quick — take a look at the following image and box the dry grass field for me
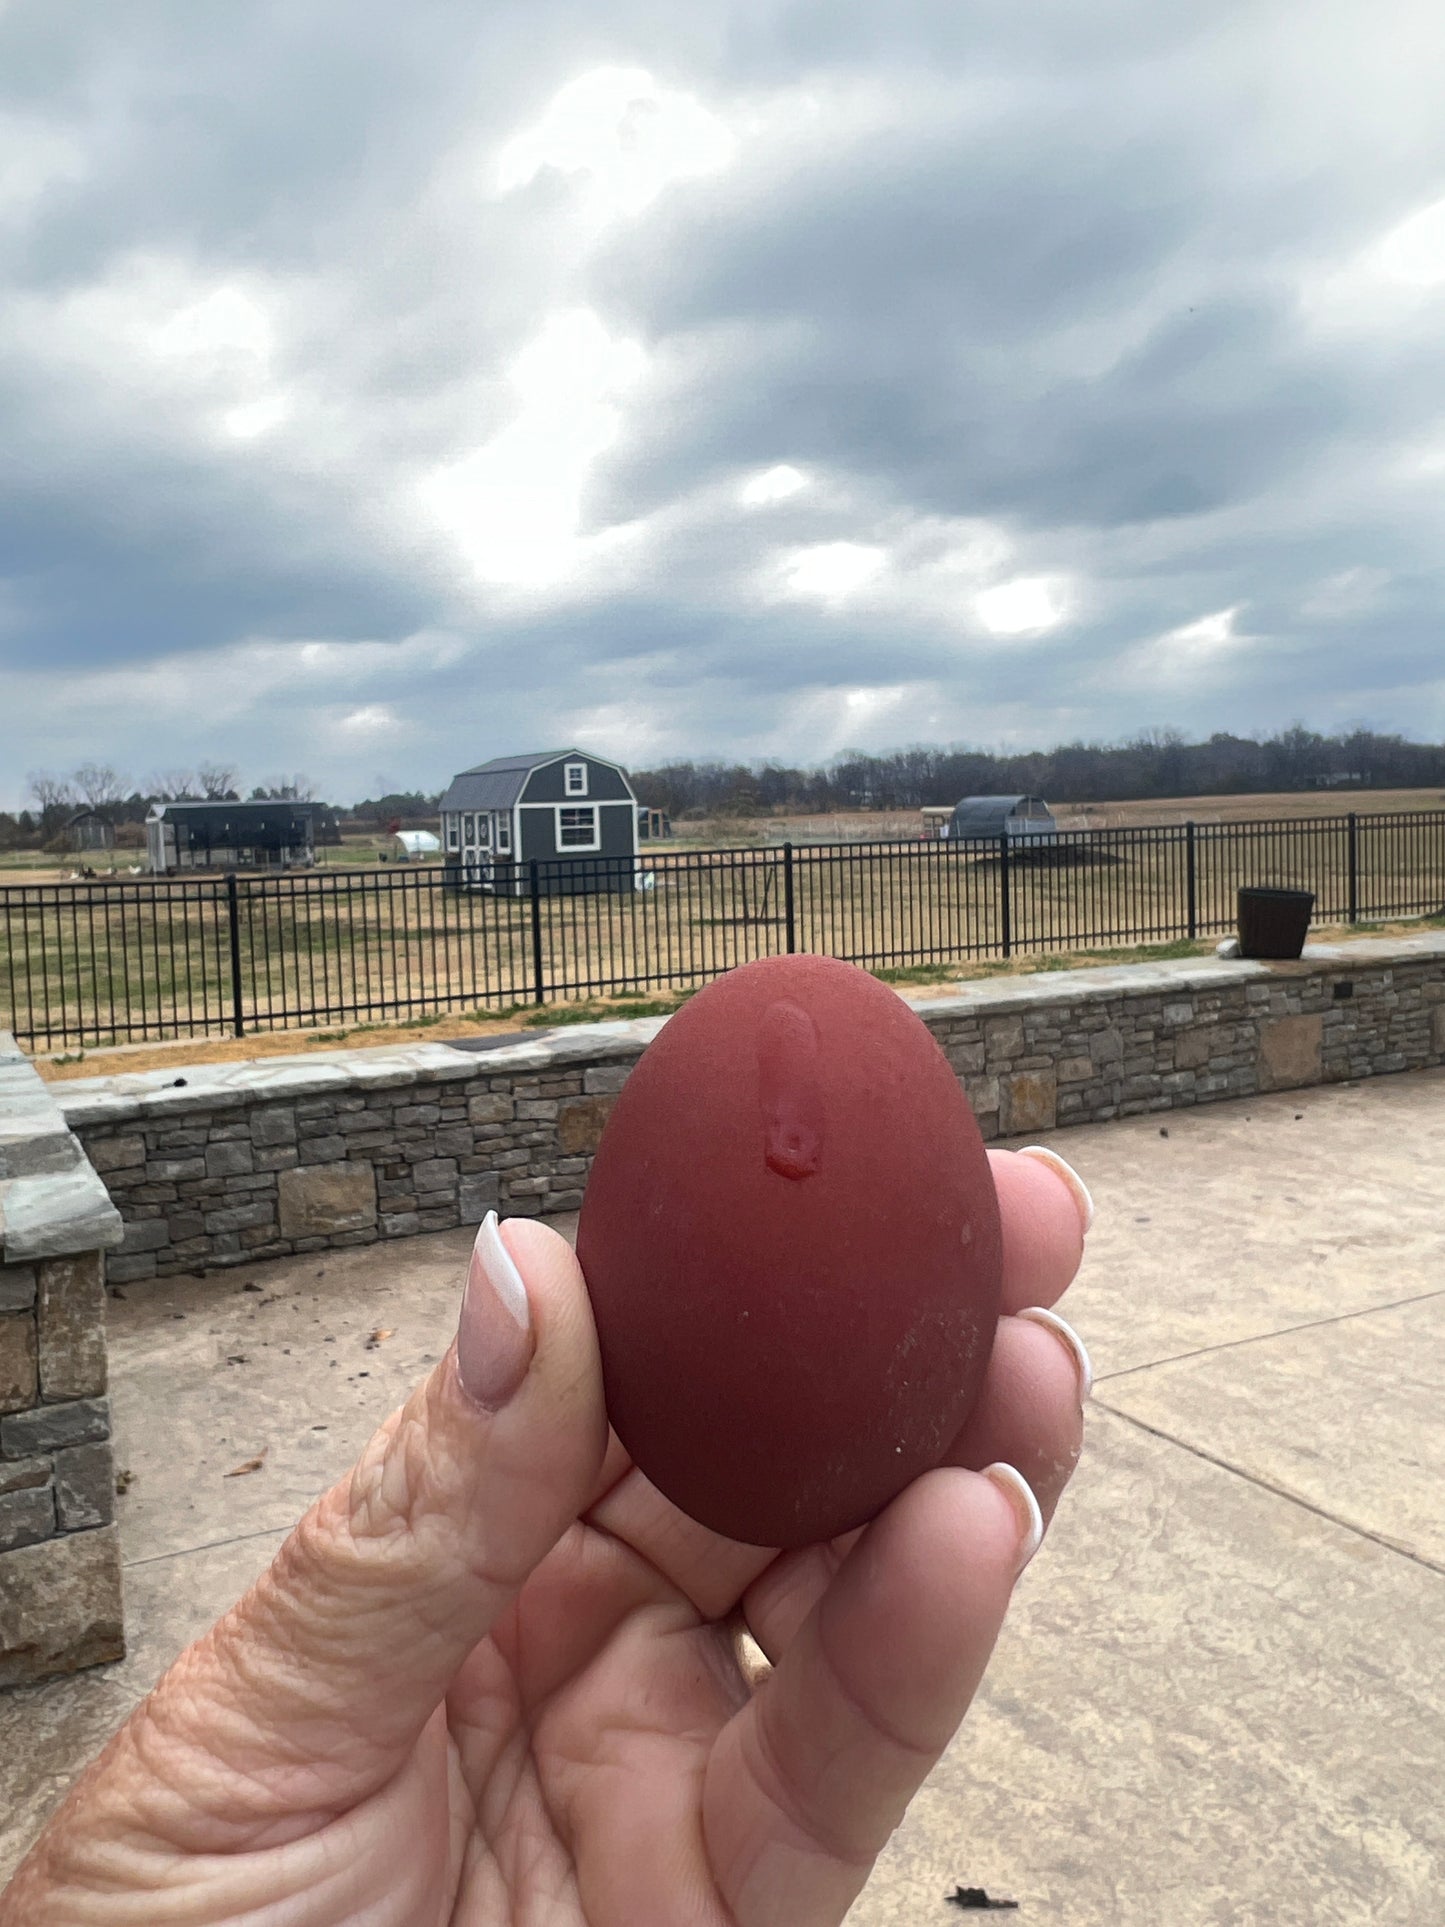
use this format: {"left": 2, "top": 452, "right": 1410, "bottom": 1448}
{"left": 5, "top": 793, "right": 1445, "bottom": 1059}
{"left": 8, "top": 788, "right": 1442, "bottom": 882}
{"left": 675, "top": 786, "right": 1445, "bottom": 845}
{"left": 1058, "top": 786, "right": 1445, "bottom": 829}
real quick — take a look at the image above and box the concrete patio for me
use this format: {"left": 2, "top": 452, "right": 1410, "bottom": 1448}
{"left": 3, "top": 1068, "right": 1442, "bottom": 1923}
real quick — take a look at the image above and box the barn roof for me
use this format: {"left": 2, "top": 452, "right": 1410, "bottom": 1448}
{"left": 953, "top": 793, "right": 1035, "bottom": 814}
{"left": 949, "top": 794, "right": 1055, "bottom": 832}
{"left": 438, "top": 749, "right": 624, "bottom": 813}
{"left": 146, "top": 799, "right": 317, "bottom": 819}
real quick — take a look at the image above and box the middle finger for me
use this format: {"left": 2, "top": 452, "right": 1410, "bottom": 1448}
{"left": 741, "top": 1304, "right": 1089, "bottom": 1661}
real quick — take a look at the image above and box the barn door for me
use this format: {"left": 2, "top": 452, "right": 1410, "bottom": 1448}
{"left": 461, "top": 812, "right": 495, "bottom": 889}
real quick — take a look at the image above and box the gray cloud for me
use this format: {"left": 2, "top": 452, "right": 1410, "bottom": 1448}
{"left": 5, "top": 0, "right": 1445, "bottom": 805}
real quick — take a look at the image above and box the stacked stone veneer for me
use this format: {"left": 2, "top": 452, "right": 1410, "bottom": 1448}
{"left": 1, "top": 1034, "right": 124, "bottom": 1685}
{"left": 54, "top": 933, "right": 1445, "bottom": 1284}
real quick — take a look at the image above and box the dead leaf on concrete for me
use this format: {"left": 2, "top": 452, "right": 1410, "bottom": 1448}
{"left": 224, "top": 1450, "right": 268, "bottom": 1479}
{"left": 364, "top": 1327, "right": 396, "bottom": 1350}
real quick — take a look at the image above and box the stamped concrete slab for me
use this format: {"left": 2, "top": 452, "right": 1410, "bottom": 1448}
{"left": 104, "top": 1227, "right": 475, "bottom": 1562}
{"left": 848, "top": 1410, "right": 1445, "bottom": 1927}
{"left": 1051, "top": 1068, "right": 1445, "bottom": 1377}
{"left": 1096, "top": 1291, "right": 1445, "bottom": 1569}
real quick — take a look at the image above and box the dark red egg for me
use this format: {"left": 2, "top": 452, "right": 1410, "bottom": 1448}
{"left": 575, "top": 953, "right": 1003, "bottom": 1548}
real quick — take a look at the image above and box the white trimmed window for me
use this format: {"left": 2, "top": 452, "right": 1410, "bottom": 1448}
{"left": 558, "top": 805, "right": 599, "bottom": 849}
{"left": 446, "top": 818, "right": 459, "bottom": 851}
{"left": 497, "top": 815, "right": 512, "bottom": 854}
{"left": 564, "top": 761, "right": 588, "bottom": 797}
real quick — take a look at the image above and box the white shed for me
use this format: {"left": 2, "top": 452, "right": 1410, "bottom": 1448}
{"left": 393, "top": 830, "right": 441, "bottom": 860}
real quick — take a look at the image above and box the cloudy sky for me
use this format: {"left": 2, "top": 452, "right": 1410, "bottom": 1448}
{"left": 4, "top": 0, "right": 1445, "bottom": 807}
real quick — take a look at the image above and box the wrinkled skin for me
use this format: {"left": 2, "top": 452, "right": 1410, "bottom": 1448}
{"left": 2, "top": 1149, "right": 1090, "bottom": 1926}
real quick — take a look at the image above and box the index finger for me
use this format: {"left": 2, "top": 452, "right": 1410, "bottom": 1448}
{"left": 990, "top": 1145, "right": 1093, "bottom": 1312}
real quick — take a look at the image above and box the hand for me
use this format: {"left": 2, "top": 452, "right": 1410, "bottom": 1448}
{"left": 2, "top": 1147, "right": 1092, "bottom": 1926}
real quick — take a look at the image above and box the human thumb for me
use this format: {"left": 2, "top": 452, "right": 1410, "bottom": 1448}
{"left": 140, "top": 1213, "right": 609, "bottom": 1832}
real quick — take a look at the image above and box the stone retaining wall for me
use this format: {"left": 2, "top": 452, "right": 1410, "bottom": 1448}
{"left": 55, "top": 933, "right": 1445, "bottom": 1285}
{"left": 1, "top": 1036, "right": 124, "bottom": 1686}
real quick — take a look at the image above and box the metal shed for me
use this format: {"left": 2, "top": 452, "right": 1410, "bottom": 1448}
{"left": 146, "top": 801, "right": 317, "bottom": 873}
{"left": 944, "top": 795, "right": 1057, "bottom": 844}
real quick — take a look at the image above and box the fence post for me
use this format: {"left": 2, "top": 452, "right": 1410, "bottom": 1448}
{"left": 528, "top": 859, "right": 546, "bottom": 1005}
{"left": 1347, "top": 812, "right": 1359, "bottom": 923}
{"left": 225, "top": 873, "right": 245, "bottom": 1038}
{"left": 1185, "top": 821, "right": 1198, "bottom": 941}
{"left": 783, "top": 842, "right": 796, "bottom": 954}
{"left": 998, "top": 830, "right": 1012, "bottom": 959}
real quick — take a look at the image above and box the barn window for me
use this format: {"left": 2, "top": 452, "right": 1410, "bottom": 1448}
{"left": 564, "top": 761, "right": 588, "bottom": 796}
{"left": 446, "top": 819, "right": 459, "bottom": 851}
{"left": 559, "top": 806, "right": 598, "bottom": 849}
{"left": 497, "top": 816, "right": 512, "bottom": 853}
{"left": 477, "top": 815, "right": 492, "bottom": 848}
{"left": 463, "top": 813, "right": 475, "bottom": 843}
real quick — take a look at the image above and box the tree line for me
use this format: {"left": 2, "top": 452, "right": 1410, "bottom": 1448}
{"left": 5, "top": 765, "right": 442, "bottom": 853}
{"left": 5, "top": 766, "right": 326, "bottom": 853}
{"left": 8, "top": 727, "right": 1445, "bottom": 854}
{"left": 630, "top": 728, "right": 1445, "bottom": 817}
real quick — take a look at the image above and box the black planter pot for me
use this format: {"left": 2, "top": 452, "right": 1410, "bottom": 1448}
{"left": 1237, "top": 886, "right": 1315, "bottom": 959}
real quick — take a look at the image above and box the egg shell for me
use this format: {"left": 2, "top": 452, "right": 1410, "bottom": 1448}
{"left": 575, "top": 953, "right": 1003, "bottom": 1548}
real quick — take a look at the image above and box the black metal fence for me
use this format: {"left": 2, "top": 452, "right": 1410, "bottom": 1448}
{"left": 4, "top": 810, "right": 1444, "bottom": 1050}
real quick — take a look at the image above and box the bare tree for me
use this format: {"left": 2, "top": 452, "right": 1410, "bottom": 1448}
{"left": 146, "top": 769, "right": 199, "bottom": 802}
{"left": 196, "top": 762, "right": 239, "bottom": 800}
{"left": 27, "top": 770, "right": 76, "bottom": 830}
{"left": 70, "top": 763, "right": 129, "bottom": 811}
{"left": 251, "top": 773, "right": 316, "bottom": 801}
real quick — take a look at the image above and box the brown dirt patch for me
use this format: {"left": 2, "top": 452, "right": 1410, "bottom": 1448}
{"left": 32, "top": 1003, "right": 572, "bottom": 1081}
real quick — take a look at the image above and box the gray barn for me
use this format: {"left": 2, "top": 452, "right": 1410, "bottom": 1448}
{"left": 944, "top": 794, "right": 1057, "bottom": 844}
{"left": 438, "top": 749, "right": 639, "bottom": 894}
{"left": 66, "top": 808, "right": 116, "bottom": 854}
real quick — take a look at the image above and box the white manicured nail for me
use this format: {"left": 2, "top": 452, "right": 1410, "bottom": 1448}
{"left": 982, "top": 1462, "right": 1044, "bottom": 1573}
{"left": 1017, "top": 1144, "right": 1095, "bottom": 1233}
{"left": 1017, "top": 1306, "right": 1093, "bottom": 1401}
{"left": 457, "top": 1212, "right": 532, "bottom": 1410}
